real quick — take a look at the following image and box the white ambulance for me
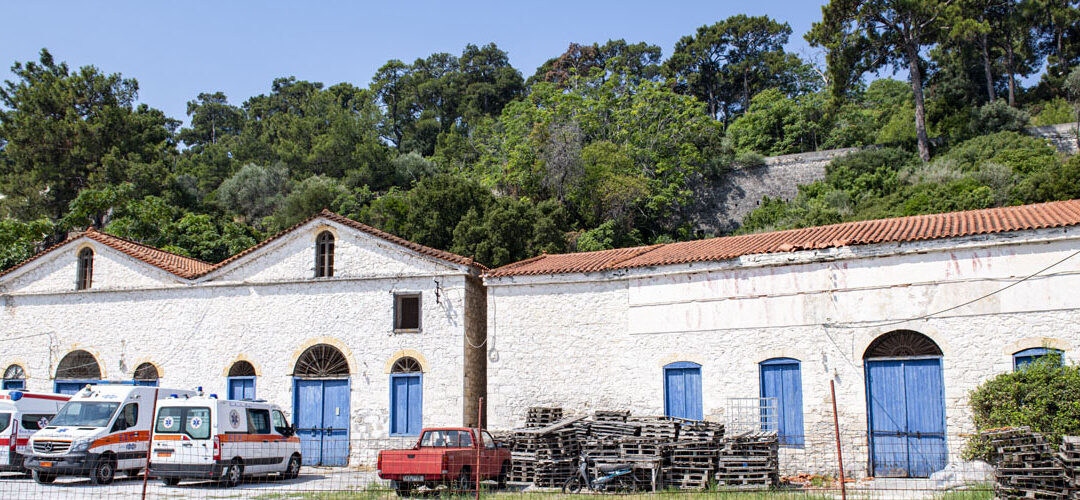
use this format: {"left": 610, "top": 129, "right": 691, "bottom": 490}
{"left": 0, "top": 391, "right": 70, "bottom": 474}
{"left": 24, "top": 384, "right": 195, "bottom": 484}
{"left": 149, "top": 395, "right": 302, "bottom": 487}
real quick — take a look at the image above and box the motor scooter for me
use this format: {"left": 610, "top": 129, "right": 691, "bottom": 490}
{"left": 562, "top": 453, "right": 640, "bottom": 493}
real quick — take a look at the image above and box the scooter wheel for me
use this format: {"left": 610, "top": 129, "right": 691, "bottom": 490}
{"left": 562, "top": 475, "right": 584, "bottom": 494}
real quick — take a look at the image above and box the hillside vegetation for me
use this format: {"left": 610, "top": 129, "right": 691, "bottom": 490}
{"left": 2, "top": 2, "right": 1079, "bottom": 269}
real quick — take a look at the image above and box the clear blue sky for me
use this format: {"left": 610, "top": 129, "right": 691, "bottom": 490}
{"left": 2, "top": 1, "right": 830, "bottom": 124}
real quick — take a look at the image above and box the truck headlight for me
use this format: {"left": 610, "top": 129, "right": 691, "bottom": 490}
{"left": 70, "top": 439, "right": 90, "bottom": 453}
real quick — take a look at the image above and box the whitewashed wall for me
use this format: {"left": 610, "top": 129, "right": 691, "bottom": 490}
{"left": 485, "top": 228, "right": 1080, "bottom": 477}
{"left": 0, "top": 219, "right": 479, "bottom": 465}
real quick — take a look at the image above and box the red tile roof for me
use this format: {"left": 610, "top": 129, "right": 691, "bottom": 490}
{"left": 200, "top": 209, "right": 486, "bottom": 276}
{"left": 0, "top": 210, "right": 485, "bottom": 283}
{"left": 485, "top": 199, "right": 1080, "bottom": 278}
{"left": 0, "top": 229, "right": 213, "bottom": 280}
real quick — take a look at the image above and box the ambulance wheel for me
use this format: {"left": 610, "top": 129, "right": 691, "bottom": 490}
{"left": 162, "top": 477, "right": 180, "bottom": 486}
{"left": 32, "top": 470, "right": 56, "bottom": 484}
{"left": 283, "top": 454, "right": 301, "bottom": 480}
{"left": 89, "top": 455, "right": 116, "bottom": 485}
{"left": 221, "top": 460, "right": 243, "bottom": 488}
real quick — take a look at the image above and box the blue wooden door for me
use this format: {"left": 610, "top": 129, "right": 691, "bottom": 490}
{"left": 293, "top": 378, "right": 350, "bottom": 466}
{"left": 664, "top": 363, "right": 703, "bottom": 420}
{"left": 228, "top": 377, "right": 255, "bottom": 400}
{"left": 760, "top": 359, "right": 804, "bottom": 446}
{"left": 321, "top": 379, "right": 350, "bottom": 466}
{"left": 390, "top": 374, "right": 422, "bottom": 436}
{"left": 866, "top": 358, "right": 946, "bottom": 478}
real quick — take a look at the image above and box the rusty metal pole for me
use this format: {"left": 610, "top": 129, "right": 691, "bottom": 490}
{"left": 476, "top": 397, "right": 483, "bottom": 500}
{"left": 830, "top": 380, "right": 847, "bottom": 500}
{"left": 141, "top": 388, "right": 160, "bottom": 500}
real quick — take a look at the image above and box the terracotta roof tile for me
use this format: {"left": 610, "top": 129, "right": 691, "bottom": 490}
{"left": 486, "top": 199, "right": 1080, "bottom": 278}
{"left": 199, "top": 209, "right": 486, "bottom": 277}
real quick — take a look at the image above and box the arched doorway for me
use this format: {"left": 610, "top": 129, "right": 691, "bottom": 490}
{"left": 133, "top": 362, "right": 159, "bottom": 386}
{"left": 389, "top": 357, "right": 423, "bottom": 436}
{"left": 227, "top": 360, "right": 257, "bottom": 400}
{"left": 864, "top": 330, "right": 946, "bottom": 478}
{"left": 293, "top": 344, "right": 350, "bottom": 466}
{"left": 3, "top": 364, "right": 25, "bottom": 390}
{"left": 54, "top": 350, "right": 102, "bottom": 394}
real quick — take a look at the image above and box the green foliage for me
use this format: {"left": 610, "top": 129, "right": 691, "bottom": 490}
{"left": 0, "top": 218, "right": 53, "bottom": 270}
{"left": 270, "top": 176, "right": 362, "bottom": 232}
{"left": 970, "top": 100, "right": 1030, "bottom": 135}
{"left": 727, "top": 89, "right": 831, "bottom": 155}
{"left": 214, "top": 163, "right": 290, "bottom": 224}
{"left": 1031, "top": 97, "right": 1074, "bottom": 126}
{"left": 964, "top": 353, "right": 1080, "bottom": 460}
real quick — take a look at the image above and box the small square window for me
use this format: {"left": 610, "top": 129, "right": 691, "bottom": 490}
{"left": 394, "top": 293, "right": 421, "bottom": 332}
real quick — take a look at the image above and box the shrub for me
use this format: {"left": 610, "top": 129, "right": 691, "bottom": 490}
{"left": 1031, "top": 97, "right": 1075, "bottom": 126}
{"left": 963, "top": 353, "right": 1080, "bottom": 460}
{"left": 970, "top": 100, "right": 1030, "bottom": 135}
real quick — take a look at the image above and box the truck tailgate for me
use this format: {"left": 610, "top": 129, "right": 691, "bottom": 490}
{"left": 379, "top": 449, "right": 448, "bottom": 477}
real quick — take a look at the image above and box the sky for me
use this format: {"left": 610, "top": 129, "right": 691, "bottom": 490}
{"left": 1, "top": 1, "right": 832, "bottom": 124}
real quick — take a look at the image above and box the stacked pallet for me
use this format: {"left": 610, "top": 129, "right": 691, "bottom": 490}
{"left": 667, "top": 444, "right": 717, "bottom": 489}
{"left": 715, "top": 431, "right": 779, "bottom": 488}
{"left": 525, "top": 407, "right": 563, "bottom": 427}
{"left": 984, "top": 427, "right": 1068, "bottom": 499}
{"left": 506, "top": 414, "right": 586, "bottom": 485}
{"left": 594, "top": 410, "right": 631, "bottom": 421}
{"left": 631, "top": 416, "right": 679, "bottom": 441}
{"left": 1060, "top": 437, "right": 1080, "bottom": 494}
{"left": 678, "top": 420, "right": 725, "bottom": 444}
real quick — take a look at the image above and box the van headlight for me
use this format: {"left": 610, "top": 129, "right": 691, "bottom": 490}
{"left": 70, "top": 439, "right": 91, "bottom": 453}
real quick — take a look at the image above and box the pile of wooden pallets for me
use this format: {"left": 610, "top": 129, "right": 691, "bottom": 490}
{"left": 525, "top": 407, "right": 563, "bottom": 427}
{"left": 506, "top": 414, "right": 587, "bottom": 485}
{"left": 983, "top": 427, "right": 1068, "bottom": 499}
{"left": 715, "top": 431, "right": 779, "bottom": 488}
{"left": 1060, "top": 436, "right": 1080, "bottom": 494}
{"left": 667, "top": 444, "right": 717, "bottom": 489}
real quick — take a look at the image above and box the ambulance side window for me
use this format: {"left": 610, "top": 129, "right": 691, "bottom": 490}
{"left": 247, "top": 409, "right": 271, "bottom": 434}
{"left": 111, "top": 403, "right": 138, "bottom": 432}
{"left": 21, "top": 414, "right": 50, "bottom": 430}
{"left": 0, "top": 413, "right": 10, "bottom": 433}
{"left": 271, "top": 410, "right": 290, "bottom": 435}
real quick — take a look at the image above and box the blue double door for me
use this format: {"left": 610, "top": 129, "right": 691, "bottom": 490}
{"left": 664, "top": 362, "right": 703, "bottom": 420}
{"left": 866, "top": 358, "right": 947, "bottom": 478}
{"left": 294, "top": 379, "right": 350, "bottom": 466}
{"left": 390, "top": 374, "right": 422, "bottom": 436}
{"left": 760, "top": 359, "right": 804, "bottom": 446}
{"left": 228, "top": 377, "right": 256, "bottom": 400}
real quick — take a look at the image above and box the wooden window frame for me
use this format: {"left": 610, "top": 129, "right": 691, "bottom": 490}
{"left": 314, "top": 231, "right": 335, "bottom": 278}
{"left": 76, "top": 247, "right": 94, "bottom": 290}
{"left": 393, "top": 293, "right": 422, "bottom": 333}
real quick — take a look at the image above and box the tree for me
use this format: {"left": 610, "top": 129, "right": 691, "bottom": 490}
{"left": 459, "top": 43, "right": 524, "bottom": 120}
{"left": 214, "top": 163, "right": 290, "bottom": 224}
{"left": 179, "top": 91, "right": 243, "bottom": 148}
{"left": 530, "top": 39, "right": 663, "bottom": 87}
{"left": 666, "top": 15, "right": 807, "bottom": 124}
{"left": 0, "top": 218, "right": 53, "bottom": 271}
{"left": 0, "top": 49, "right": 179, "bottom": 223}
{"left": 808, "top": 0, "right": 959, "bottom": 161}
{"left": 371, "top": 60, "right": 416, "bottom": 150}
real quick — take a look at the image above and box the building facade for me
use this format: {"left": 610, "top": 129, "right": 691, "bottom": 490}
{"left": 0, "top": 210, "right": 487, "bottom": 465}
{"left": 483, "top": 200, "right": 1080, "bottom": 478}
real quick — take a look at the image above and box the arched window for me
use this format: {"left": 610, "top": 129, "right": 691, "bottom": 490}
{"left": 228, "top": 360, "right": 257, "bottom": 400}
{"left": 54, "top": 350, "right": 102, "bottom": 394}
{"left": 759, "top": 358, "right": 804, "bottom": 446}
{"left": 663, "top": 361, "right": 703, "bottom": 420}
{"left": 863, "top": 330, "right": 943, "bottom": 359}
{"left": 76, "top": 247, "right": 94, "bottom": 290}
{"left": 1013, "top": 348, "right": 1064, "bottom": 371}
{"left": 133, "top": 362, "right": 159, "bottom": 386}
{"left": 390, "top": 357, "right": 423, "bottom": 436}
{"left": 314, "top": 231, "right": 335, "bottom": 278}
{"left": 293, "top": 344, "right": 349, "bottom": 378}
{"left": 3, "top": 364, "right": 25, "bottom": 390}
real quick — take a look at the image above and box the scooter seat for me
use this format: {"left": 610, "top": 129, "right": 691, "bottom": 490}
{"left": 598, "top": 464, "right": 632, "bottom": 474}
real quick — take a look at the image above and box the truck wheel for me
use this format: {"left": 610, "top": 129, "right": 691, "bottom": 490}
{"left": 32, "top": 470, "right": 57, "bottom": 484}
{"left": 161, "top": 477, "right": 180, "bottom": 486}
{"left": 282, "top": 454, "right": 301, "bottom": 480}
{"left": 455, "top": 467, "right": 472, "bottom": 494}
{"left": 497, "top": 461, "right": 509, "bottom": 489}
{"left": 89, "top": 456, "right": 116, "bottom": 485}
{"left": 221, "top": 460, "right": 243, "bottom": 488}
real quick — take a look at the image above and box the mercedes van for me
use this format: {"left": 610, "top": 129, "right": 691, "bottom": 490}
{"left": 0, "top": 391, "right": 70, "bottom": 474}
{"left": 149, "top": 395, "right": 302, "bottom": 487}
{"left": 24, "top": 384, "right": 195, "bottom": 484}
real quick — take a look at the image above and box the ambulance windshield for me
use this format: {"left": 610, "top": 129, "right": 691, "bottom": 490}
{"left": 49, "top": 402, "right": 120, "bottom": 427}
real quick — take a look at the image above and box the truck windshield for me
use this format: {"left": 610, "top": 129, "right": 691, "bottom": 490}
{"left": 0, "top": 412, "right": 10, "bottom": 433}
{"left": 419, "top": 430, "right": 473, "bottom": 447}
{"left": 155, "top": 407, "right": 211, "bottom": 439}
{"left": 49, "top": 402, "right": 120, "bottom": 427}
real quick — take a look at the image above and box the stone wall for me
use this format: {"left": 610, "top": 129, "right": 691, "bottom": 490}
{"left": 484, "top": 228, "right": 1080, "bottom": 477}
{"left": 1028, "top": 122, "right": 1079, "bottom": 155}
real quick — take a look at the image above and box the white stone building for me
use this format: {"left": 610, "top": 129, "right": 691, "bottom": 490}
{"left": 0, "top": 210, "right": 488, "bottom": 465}
{"left": 483, "top": 199, "right": 1080, "bottom": 478}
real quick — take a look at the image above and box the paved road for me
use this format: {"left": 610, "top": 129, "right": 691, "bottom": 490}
{"left": 0, "top": 468, "right": 384, "bottom": 499}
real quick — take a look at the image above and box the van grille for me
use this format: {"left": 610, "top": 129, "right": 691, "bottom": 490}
{"left": 33, "top": 440, "right": 71, "bottom": 454}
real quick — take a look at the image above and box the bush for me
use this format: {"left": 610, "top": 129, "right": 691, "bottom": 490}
{"left": 970, "top": 100, "right": 1030, "bottom": 135}
{"left": 963, "top": 353, "right": 1080, "bottom": 460}
{"left": 1031, "top": 97, "right": 1075, "bottom": 126}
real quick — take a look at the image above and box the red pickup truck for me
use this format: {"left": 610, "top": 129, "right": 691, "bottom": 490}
{"left": 377, "top": 427, "right": 511, "bottom": 496}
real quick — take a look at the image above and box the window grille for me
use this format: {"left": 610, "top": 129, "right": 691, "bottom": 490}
{"left": 293, "top": 344, "right": 349, "bottom": 377}
{"left": 55, "top": 350, "right": 101, "bottom": 379}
